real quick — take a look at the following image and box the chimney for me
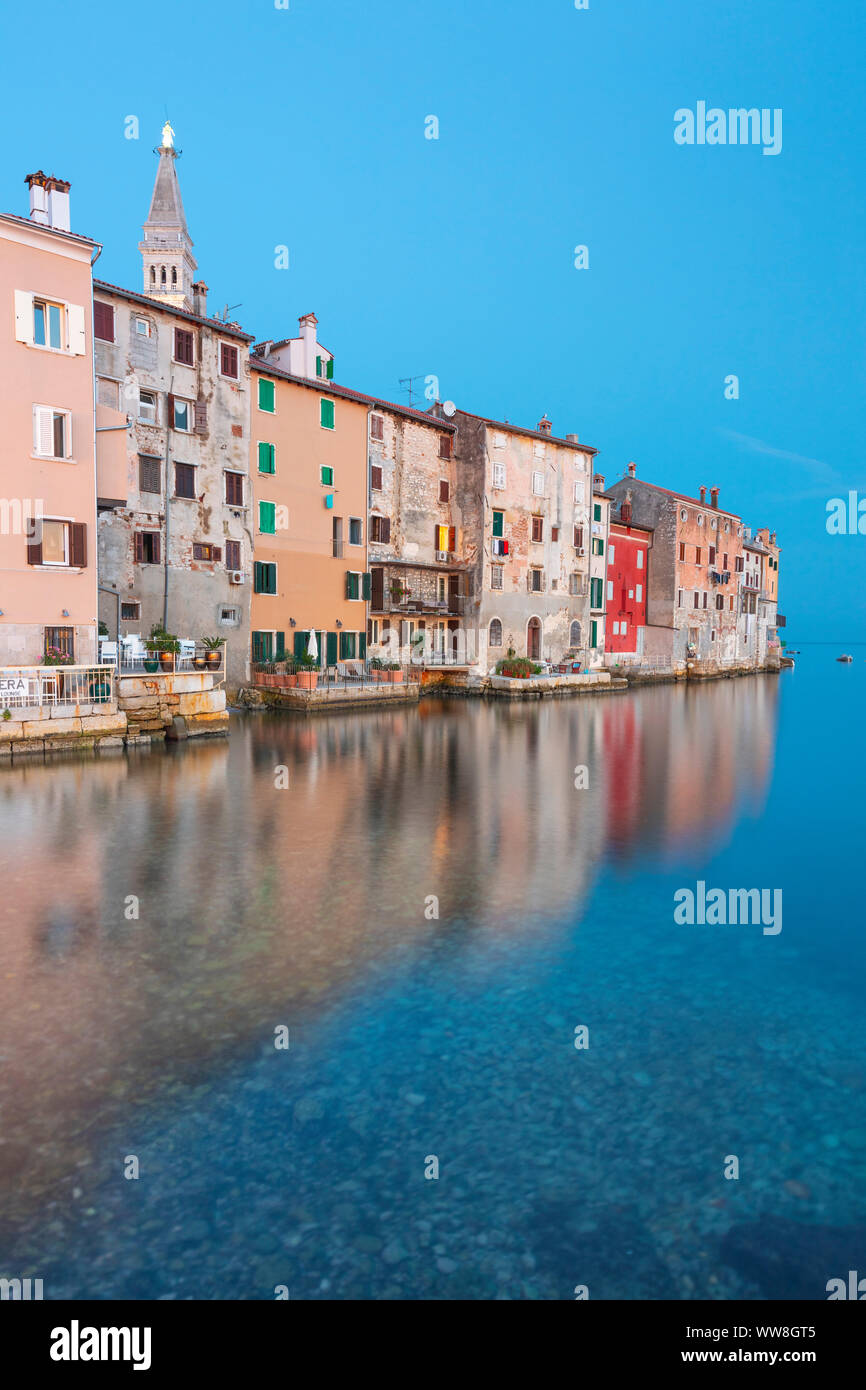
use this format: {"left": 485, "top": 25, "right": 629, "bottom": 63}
{"left": 25, "top": 171, "right": 50, "bottom": 225}
{"left": 593, "top": 472, "right": 605, "bottom": 492}
{"left": 627, "top": 461, "right": 636, "bottom": 478}
{"left": 699, "top": 486, "right": 707, "bottom": 504}
{"left": 537, "top": 414, "right": 552, "bottom": 435}
{"left": 299, "top": 312, "right": 319, "bottom": 378}
{"left": 710, "top": 486, "right": 719, "bottom": 509}
{"left": 621, "top": 489, "right": 633, "bottom": 524}
{"left": 565, "top": 432, "right": 580, "bottom": 444}
{"left": 45, "top": 176, "right": 71, "bottom": 232}
{"left": 770, "top": 531, "right": 776, "bottom": 546}
{"left": 192, "top": 281, "right": 208, "bottom": 318}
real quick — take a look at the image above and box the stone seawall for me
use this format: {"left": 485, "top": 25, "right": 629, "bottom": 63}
{"left": 118, "top": 672, "right": 228, "bottom": 742}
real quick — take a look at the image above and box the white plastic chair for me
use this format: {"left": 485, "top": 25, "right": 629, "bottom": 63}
{"left": 177, "top": 639, "right": 196, "bottom": 670}
{"left": 99, "top": 641, "right": 118, "bottom": 668}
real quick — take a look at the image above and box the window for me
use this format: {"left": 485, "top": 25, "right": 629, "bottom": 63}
{"left": 573, "top": 525, "right": 584, "bottom": 549}
{"left": 370, "top": 415, "right": 384, "bottom": 441}
{"left": 492, "top": 510, "right": 504, "bottom": 538}
{"left": 551, "top": 526, "right": 559, "bottom": 542}
{"left": 193, "top": 542, "right": 222, "bottom": 562}
{"left": 434, "top": 523, "right": 456, "bottom": 554}
{"left": 703, "top": 592, "right": 708, "bottom": 609}
{"left": 723, "top": 553, "right": 729, "bottom": 570}
{"left": 735, "top": 555, "right": 744, "bottom": 572}
{"left": 531, "top": 516, "right": 544, "bottom": 543}
{"left": 33, "top": 298, "right": 64, "bottom": 349}
{"left": 570, "top": 621, "right": 581, "bottom": 646}
{"left": 133, "top": 531, "right": 161, "bottom": 564}
{"left": 219, "top": 607, "right": 240, "bottom": 625}
{"left": 349, "top": 517, "right": 363, "bottom": 546}
{"left": 174, "top": 462, "right": 196, "bottom": 499}
{"left": 320, "top": 398, "right": 335, "bottom": 430}
{"left": 371, "top": 464, "right": 383, "bottom": 490}
{"left": 139, "top": 389, "right": 157, "bottom": 423}
{"left": 226, "top": 539, "right": 241, "bottom": 571}
{"left": 607, "top": 579, "right": 614, "bottom": 600}
{"left": 709, "top": 546, "right": 716, "bottom": 566}
{"left": 93, "top": 301, "right": 115, "bottom": 342}
{"left": 608, "top": 543, "right": 616, "bottom": 563}
{"left": 171, "top": 267, "right": 177, "bottom": 286}
{"left": 134, "top": 317, "right": 151, "bottom": 337}
{"left": 677, "top": 589, "right": 683, "bottom": 607}
{"left": 121, "top": 601, "right": 141, "bottom": 621}
{"left": 716, "top": 594, "right": 725, "bottom": 610}
{"left": 569, "top": 573, "right": 584, "bottom": 596}
{"left": 258, "top": 442, "right": 276, "bottom": 474}
{"left": 252, "top": 631, "right": 274, "bottom": 663}
{"left": 258, "top": 500, "right": 276, "bottom": 534}
{"left": 693, "top": 592, "right": 699, "bottom": 608}
{"left": 697, "top": 514, "right": 704, "bottom": 527}
{"left": 439, "top": 435, "right": 452, "bottom": 460}
{"left": 225, "top": 472, "right": 244, "bottom": 506}
{"left": 532, "top": 470, "right": 544, "bottom": 496}
{"left": 612, "top": 621, "right": 620, "bottom": 636}
{"left": 493, "top": 432, "right": 506, "bottom": 449}
{"left": 369, "top": 515, "right": 391, "bottom": 543}
{"left": 590, "top": 577, "right": 604, "bottom": 609}
{"left": 492, "top": 462, "right": 506, "bottom": 489}
{"left": 345, "top": 571, "right": 365, "bottom": 600}
{"left": 318, "top": 465, "right": 334, "bottom": 488}
{"left": 573, "top": 481, "right": 582, "bottom": 503}
{"left": 489, "top": 618, "right": 503, "bottom": 647}
{"left": 40, "top": 520, "right": 68, "bottom": 565}
{"left": 44, "top": 626, "right": 74, "bottom": 661}
{"left": 695, "top": 547, "right": 702, "bottom": 565}
{"left": 491, "top": 566, "right": 504, "bottom": 590}
{"left": 529, "top": 568, "right": 544, "bottom": 592}
{"left": 636, "top": 584, "right": 643, "bottom": 601}
{"left": 339, "top": 631, "right": 357, "bottom": 660}
{"left": 637, "top": 549, "right": 644, "bottom": 569}
{"left": 97, "top": 376, "right": 121, "bottom": 408}
{"left": 439, "top": 479, "right": 450, "bottom": 503}
{"left": 679, "top": 542, "right": 686, "bottom": 562}
{"left": 621, "top": 622, "right": 628, "bottom": 639}
{"left": 681, "top": 509, "right": 688, "bottom": 522}
{"left": 173, "top": 327, "right": 195, "bottom": 366}
{"left": 258, "top": 378, "right": 275, "bottom": 413}
{"left": 593, "top": 503, "right": 602, "bottom": 522}
{"left": 138, "top": 455, "right": 161, "bottom": 494}
{"left": 220, "top": 342, "right": 239, "bottom": 379}
{"left": 592, "top": 538, "right": 604, "bottom": 556}
{"left": 32, "top": 406, "right": 70, "bottom": 459}
{"left": 172, "top": 397, "right": 192, "bottom": 432}
{"left": 254, "top": 562, "right": 277, "bottom": 594}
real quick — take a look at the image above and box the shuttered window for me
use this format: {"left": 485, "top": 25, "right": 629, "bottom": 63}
{"left": 138, "top": 455, "right": 161, "bottom": 494}
{"left": 174, "top": 462, "right": 196, "bottom": 498}
{"left": 193, "top": 543, "right": 222, "bottom": 561}
{"left": 258, "top": 442, "right": 276, "bottom": 474}
{"left": 226, "top": 539, "right": 241, "bottom": 571}
{"left": 252, "top": 631, "right": 274, "bottom": 662}
{"left": 369, "top": 515, "right": 390, "bottom": 543}
{"left": 32, "top": 406, "right": 69, "bottom": 458}
{"left": 492, "top": 510, "right": 504, "bottom": 538}
{"left": 439, "top": 479, "right": 450, "bottom": 502}
{"left": 326, "top": 358, "right": 334, "bottom": 380}
{"left": 320, "top": 399, "right": 335, "bottom": 430}
{"left": 345, "top": 571, "right": 360, "bottom": 600}
{"left": 133, "top": 531, "right": 161, "bottom": 564}
{"left": 194, "top": 399, "right": 207, "bottom": 434}
{"left": 93, "top": 300, "right": 115, "bottom": 342}
{"left": 220, "top": 343, "right": 239, "bottom": 378}
{"left": 439, "top": 435, "right": 452, "bottom": 460}
{"left": 258, "top": 378, "right": 275, "bottom": 413}
{"left": 320, "top": 465, "right": 334, "bottom": 485}
{"left": 225, "top": 472, "right": 244, "bottom": 506}
{"left": 254, "top": 562, "right": 277, "bottom": 594}
{"left": 531, "top": 516, "right": 543, "bottom": 543}
{"left": 371, "top": 464, "right": 383, "bottom": 490}
{"left": 370, "top": 415, "right": 384, "bottom": 441}
{"left": 258, "top": 501, "right": 276, "bottom": 534}
{"left": 174, "top": 327, "right": 195, "bottom": 365}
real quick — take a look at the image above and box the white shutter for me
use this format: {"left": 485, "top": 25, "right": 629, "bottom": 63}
{"left": 33, "top": 406, "right": 53, "bottom": 456}
{"left": 14, "top": 290, "right": 33, "bottom": 344}
{"left": 493, "top": 462, "right": 506, "bottom": 489}
{"left": 532, "top": 470, "right": 544, "bottom": 495}
{"left": 67, "top": 303, "right": 86, "bottom": 355}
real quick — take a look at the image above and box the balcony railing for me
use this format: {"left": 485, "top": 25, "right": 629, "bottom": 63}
{"left": 375, "top": 591, "right": 465, "bottom": 617}
{"left": 0, "top": 664, "right": 115, "bottom": 710}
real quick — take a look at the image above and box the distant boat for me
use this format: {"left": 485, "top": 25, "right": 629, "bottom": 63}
{"left": 837, "top": 654, "right": 854, "bottom": 663}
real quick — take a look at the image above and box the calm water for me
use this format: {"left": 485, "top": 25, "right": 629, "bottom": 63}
{"left": 1, "top": 650, "right": 864, "bottom": 1300}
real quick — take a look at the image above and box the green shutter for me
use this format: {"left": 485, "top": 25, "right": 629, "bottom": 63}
{"left": 321, "top": 465, "right": 334, "bottom": 486}
{"left": 326, "top": 631, "right": 338, "bottom": 666}
{"left": 275, "top": 631, "right": 285, "bottom": 658}
{"left": 593, "top": 503, "right": 601, "bottom": 521}
{"left": 320, "top": 398, "right": 335, "bottom": 430}
{"left": 590, "top": 620, "right": 598, "bottom": 648}
{"left": 258, "top": 378, "right": 275, "bottom": 413}
{"left": 358, "top": 632, "right": 366, "bottom": 658}
{"left": 316, "top": 355, "right": 322, "bottom": 377}
{"left": 326, "top": 358, "right": 334, "bottom": 380}
{"left": 362, "top": 571, "right": 371, "bottom": 600}
{"left": 339, "top": 631, "right": 348, "bottom": 660}
{"left": 346, "top": 571, "right": 360, "bottom": 600}
{"left": 492, "top": 510, "right": 503, "bottom": 538}
{"left": 258, "top": 441, "right": 275, "bottom": 473}
{"left": 294, "top": 631, "right": 308, "bottom": 658}
{"left": 259, "top": 500, "right": 276, "bottom": 534}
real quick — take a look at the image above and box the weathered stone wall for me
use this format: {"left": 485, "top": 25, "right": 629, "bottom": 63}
{"left": 117, "top": 671, "right": 228, "bottom": 740}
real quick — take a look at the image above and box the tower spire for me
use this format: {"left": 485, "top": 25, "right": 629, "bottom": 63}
{"left": 138, "top": 122, "right": 197, "bottom": 310}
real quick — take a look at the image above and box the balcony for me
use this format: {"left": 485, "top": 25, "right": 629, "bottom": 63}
{"left": 380, "top": 587, "right": 465, "bottom": 617}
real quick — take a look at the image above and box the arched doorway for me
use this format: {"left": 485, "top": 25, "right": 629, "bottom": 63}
{"left": 527, "top": 617, "right": 542, "bottom": 660}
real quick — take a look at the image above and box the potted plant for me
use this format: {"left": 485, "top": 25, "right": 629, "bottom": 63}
{"left": 297, "top": 651, "right": 319, "bottom": 690}
{"left": 201, "top": 635, "right": 225, "bottom": 670}
{"left": 145, "top": 626, "right": 180, "bottom": 671}
{"left": 387, "top": 660, "right": 404, "bottom": 684}
{"left": 282, "top": 659, "right": 298, "bottom": 688}
{"left": 44, "top": 644, "right": 73, "bottom": 697}
{"left": 369, "top": 655, "right": 387, "bottom": 683}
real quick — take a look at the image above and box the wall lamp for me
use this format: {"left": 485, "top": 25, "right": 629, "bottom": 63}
{"left": 62, "top": 609, "right": 70, "bottom": 617}
{"left": 289, "top": 618, "right": 296, "bottom": 627}
{"left": 336, "top": 619, "right": 343, "bottom": 628}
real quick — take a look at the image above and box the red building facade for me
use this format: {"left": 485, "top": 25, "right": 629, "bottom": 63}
{"left": 605, "top": 504, "right": 651, "bottom": 654}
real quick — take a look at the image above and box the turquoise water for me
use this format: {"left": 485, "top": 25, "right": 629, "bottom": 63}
{"left": 0, "top": 650, "right": 864, "bottom": 1299}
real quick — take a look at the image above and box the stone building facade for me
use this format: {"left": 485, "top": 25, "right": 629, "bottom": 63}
{"left": 449, "top": 409, "right": 598, "bottom": 671}
{"left": 365, "top": 403, "right": 463, "bottom": 661}
{"left": 94, "top": 128, "right": 254, "bottom": 693}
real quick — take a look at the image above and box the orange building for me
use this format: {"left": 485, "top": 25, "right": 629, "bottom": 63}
{"left": 0, "top": 173, "right": 100, "bottom": 666}
{"left": 249, "top": 331, "right": 370, "bottom": 666}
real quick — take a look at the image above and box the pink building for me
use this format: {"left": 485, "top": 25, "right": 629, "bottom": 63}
{"left": 0, "top": 173, "right": 100, "bottom": 666}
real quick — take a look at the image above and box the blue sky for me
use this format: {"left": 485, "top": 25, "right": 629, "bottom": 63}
{"left": 3, "top": 0, "right": 864, "bottom": 637}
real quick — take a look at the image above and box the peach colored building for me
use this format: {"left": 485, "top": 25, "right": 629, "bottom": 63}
{"left": 249, "top": 331, "right": 370, "bottom": 666}
{"left": 0, "top": 173, "right": 100, "bottom": 666}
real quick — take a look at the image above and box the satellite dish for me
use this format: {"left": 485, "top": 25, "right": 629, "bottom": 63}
{"left": 442, "top": 400, "right": 457, "bottom": 417}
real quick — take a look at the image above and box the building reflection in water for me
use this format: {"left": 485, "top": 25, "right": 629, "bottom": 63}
{"left": 0, "top": 680, "right": 777, "bottom": 1213}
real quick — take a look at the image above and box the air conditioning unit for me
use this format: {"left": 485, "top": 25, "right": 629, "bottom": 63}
{"left": 435, "top": 550, "right": 450, "bottom": 562}
{"left": 577, "top": 546, "right": 586, "bottom": 556}
{"left": 229, "top": 570, "right": 245, "bottom": 585}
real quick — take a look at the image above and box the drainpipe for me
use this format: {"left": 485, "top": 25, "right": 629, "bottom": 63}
{"left": 162, "top": 374, "right": 175, "bottom": 631}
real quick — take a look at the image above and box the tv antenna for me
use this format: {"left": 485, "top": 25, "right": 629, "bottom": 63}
{"left": 398, "top": 374, "right": 428, "bottom": 407}
{"left": 216, "top": 302, "right": 242, "bottom": 323}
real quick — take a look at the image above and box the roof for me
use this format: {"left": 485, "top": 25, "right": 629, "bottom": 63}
{"left": 249, "top": 357, "right": 457, "bottom": 431}
{"left": 144, "top": 147, "right": 189, "bottom": 236}
{"left": 93, "top": 279, "right": 254, "bottom": 341}
{"left": 452, "top": 407, "right": 599, "bottom": 455}
{"left": 0, "top": 210, "right": 99, "bottom": 249}
{"left": 609, "top": 474, "right": 742, "bottom": 522}
{"left": 743, "top": 537, "right": 770, "bottom": 553}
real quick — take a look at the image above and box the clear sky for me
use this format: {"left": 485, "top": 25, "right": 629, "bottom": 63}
{"left": 3, "top": 0, "right": 864, "bottom": 639}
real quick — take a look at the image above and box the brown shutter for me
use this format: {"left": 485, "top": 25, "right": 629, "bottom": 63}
{"left": 194, "top": 399, "right": 207, "bottom": 434}
{"left": 213, "top": 546, "right": 222, "bottom": 562}
{"left": 434, "top": 524, "right": 440, "bottom": 551}
{"left": 167, "top": 392, "right": 175, "bottom": 425}
{"left": 382, "top": 518, "right": 391, "bottom": 543}
{"left": 152, "top": 532, "right": 161, "bottom": 565}
{"left": 134, "top": 532, "right": 144, "bottom": 562}
{"left": 70, "top": 523, "right": 87, "bottom": 567}
{"left": 448, "top": 526, "right": 456, "bottom": 552}
{"left": 27, "top": 523, "right": 42, "bottom": 566}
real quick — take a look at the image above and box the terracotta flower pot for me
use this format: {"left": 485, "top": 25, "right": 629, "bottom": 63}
{"left": 389, "top": 670, "right": 404, "bottom": 684}
{"left": 297, "top": 671, "right": 319, "bottom": 691}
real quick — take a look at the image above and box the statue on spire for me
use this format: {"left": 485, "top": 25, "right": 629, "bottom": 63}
{"left": 161, "top": 121, "right": 175, "bottom": 150}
